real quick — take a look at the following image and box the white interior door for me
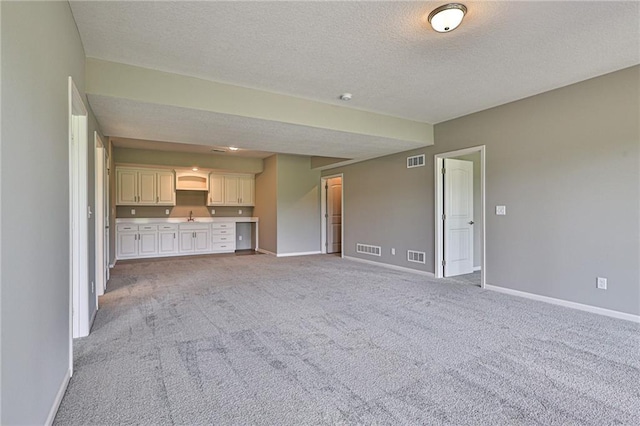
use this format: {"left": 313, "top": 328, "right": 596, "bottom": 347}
{"left": 95, "top": 142, "right": 105, "bottom": 299}
{"left": 104, "top": 149, "right": 110, "bottom": 282}
{"left": 326, "top": 177, "right": 342, "bottom": 254}
{"left": 444, "top": 158, "right": 474, "bottom": 277}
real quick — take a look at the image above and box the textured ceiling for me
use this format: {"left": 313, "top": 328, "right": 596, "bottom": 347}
{"left": 110, "top": 137, "right": 274, "bottom": 159}
{"left": 70, "top": 1, "right": 639, "bottom": 124}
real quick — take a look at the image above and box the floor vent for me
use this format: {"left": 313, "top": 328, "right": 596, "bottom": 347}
{"left": 407, "top": 250, "right": 426, "bottom": 264}
{"left": 407, "top": 154, "right": 425, "bottom": 168}
{"left": 356, "top": 243, "right": 381, "bottom": 256}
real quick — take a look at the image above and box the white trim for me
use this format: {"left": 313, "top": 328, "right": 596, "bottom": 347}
{"left": 485, "top": 284, "right": 640, "bottom": 323}
{"left": 434, "top": 146, "right": 486, "bottom": 289}
{"left": 473, "top": 266, "right": 481, "bottom": 271}
{"left": 344, "top": 256, "right": 435, "bottom": 277}
{"left": 276, "top": 251, "right": 322, "bottom": 258}
{"left": 95, "top": 133, "right": 105, "bottom": 302}
{"left": 109, "top": 260, "right": 117, "bottom": 268}
{"left": 45, "top": 368, "right": 71, "bottom": 426}
{"left": 256, "top": 248, "right": 276, "bottom": 256}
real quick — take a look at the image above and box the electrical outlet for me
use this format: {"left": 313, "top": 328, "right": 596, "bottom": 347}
{"left": 597, "top": 277, "right": 607, "bottom": 290}
{"left": 238, "top": 209, "right": 242, "bottom": 215}
{"left": 391, "top": 248, "right": 396, "bottom": 255}
{"left": 239, "top": 235, "right": 243, "bottom": 241}
{"left": 211, "top": 209, "right": 215, "bottom": 214}
{"left": 131, "top": 209, "right": 136, "bottom": 215}
{"left": 165, "top": 209, "right": 170, "bottom": 215}
{"left": 496, "top": 205, "right": 506, "bottom": 215}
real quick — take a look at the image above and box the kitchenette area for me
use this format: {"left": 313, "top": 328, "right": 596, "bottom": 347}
{"left": 115, "top": 162, "right": 259, "bottom": 260}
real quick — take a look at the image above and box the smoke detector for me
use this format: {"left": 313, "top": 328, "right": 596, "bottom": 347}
{"left": 339, "top": 93, "right": 352, "bottom": 101}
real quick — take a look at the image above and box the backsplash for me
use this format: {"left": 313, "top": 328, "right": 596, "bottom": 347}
{"left": 116, "top": 191, "right": 254, "bottom": 218}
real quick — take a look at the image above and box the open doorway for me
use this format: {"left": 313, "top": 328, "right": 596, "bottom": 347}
{"left": 435, "top": 146, "right": 486, "bottom": 288}
{"left": 321, "top": 174, "right": 343, "bottom": 257}
{"left": 69, "top": 77, "right": 90, "bottom": 352}
{"left": 95, "top": 132, "right": 109, "bottom": 304}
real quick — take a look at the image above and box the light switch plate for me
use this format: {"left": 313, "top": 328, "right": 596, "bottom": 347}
{"left": 238, "top": 209, "right": 242, "bottom": 215}
{"left": 239, "top": 235, "right": 243, "bottom": 241}
{"left": 165, "top": 209, "right": 170, "bottom": 215}
{"left": 496, "top": 205, "right": 506, "bottom": 215}
{"left": 131, "top": 209, "right": 136, "bottom": 215}
{"left": 211, "top": 209, "right": 215, "bottom": 214}
{"left": 391, "top": 248, "right": 396, "bottom": 255}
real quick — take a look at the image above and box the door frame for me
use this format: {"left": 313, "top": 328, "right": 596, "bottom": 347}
{"left": 434, "top": 146, "right": 486, "bottom": 288}
{"left": 320, "top": 173, "right": 344, "bottom": 257}
{"left": 69, "top": 77, "right": 90, "bottom": 358}
{"left": 94, "top": 132, "right": 107, "bottom": 301}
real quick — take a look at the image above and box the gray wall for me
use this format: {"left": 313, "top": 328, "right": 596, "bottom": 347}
{"left": 276, "top": 155, "right": 321, "bottom": 254}
{"left": 1, "top": 2, "right": 95, "bottom": 423}
{"left": 325, "top": 65, "right": 639, "bottom": 315}
{"left": 324, "top": 149, "right": 434, "bottom": 273}
{"left": 254, "top": 155, "right": 278, "bottom": 253}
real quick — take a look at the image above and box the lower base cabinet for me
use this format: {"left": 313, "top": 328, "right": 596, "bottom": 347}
{"left": 117, "top": 221, "right": 242, "bottom": 260}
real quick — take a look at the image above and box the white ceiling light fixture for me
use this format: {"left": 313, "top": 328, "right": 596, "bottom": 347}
{"left": 228, "top": 146, "right": 239, "bottom": 151}
{"left": 428, "top": 3, "right": 467, "bottom": 33}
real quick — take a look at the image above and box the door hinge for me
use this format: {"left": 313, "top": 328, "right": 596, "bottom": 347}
{"left": 441, "top": 168, "right": 446, "bottom": 174}
{"left": 442, "top": 214, "right": 446, "bottom": 220}
{"left": 442, "top": 260, "right": 446, "bottom": 266}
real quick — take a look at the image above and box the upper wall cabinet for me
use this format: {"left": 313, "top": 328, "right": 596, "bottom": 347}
{"left": 116, "top": 167, "right": 176, "bottom": 206}
{"left": 208, "top": 173, "right": 255, "bottom": 206}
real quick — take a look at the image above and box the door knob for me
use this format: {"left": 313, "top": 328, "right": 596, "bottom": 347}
{"left": 468, "top": 221, "right": 474, "bottom": 225}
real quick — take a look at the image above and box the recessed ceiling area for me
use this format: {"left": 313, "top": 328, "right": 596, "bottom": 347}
{"left": 110, "top": 137, "right": 274, "bottom": 159}
{"left": 70, "top": 1, "right": 640, "bottom": 159}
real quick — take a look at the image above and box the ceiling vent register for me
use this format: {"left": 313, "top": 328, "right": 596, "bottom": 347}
{"left": 407, "top": 154, "right": 426, "bottom": 168}
{"left": 356, "top": 243, "right": 382, "bottom": 256}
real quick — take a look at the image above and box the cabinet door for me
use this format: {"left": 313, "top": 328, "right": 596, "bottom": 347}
{"left": 224, "top": 176, "right": 239, "bottom": 205}
{"left": 138, "top": 231, "right": 158, "bottom": 256}
{"left": 179, "top": 231, "right": 194, "bottom": 252}
{"left": 158, "top": 231, "right": 178, "bottom": 255}
{"left": 193, "top": 230, "right": 210, "bottom": 253}
{"left": 208, "top": 174, "right": 225, "bottom": 205}
{"left": 117, "top": 169, "right": 137, "bottom": 205}
{"left": 157, "top": 171, "right": 175, "bottom": 205}
{"left": 239, "top": 176, "right": 255, "bottom": 206}
{"left": 117, "top": 232, "right": 138, "bottom": 258}
{"left": 138, "top": 171, "right": 157, "bottom": 204}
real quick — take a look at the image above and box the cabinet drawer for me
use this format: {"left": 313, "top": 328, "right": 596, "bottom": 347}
{"left": 211, "top": 242, "right": 235, "bottom": 252}
{"left": 179, "top": 223, "right": 210, "bottom": 231}
{"left": 158, "top": 224, "right": 178, "bottom": 231}
{"left": 211, "top": 222, "right": 234, "bottom": 230}
{"left": 117, "top": 224, "right": 138, "bottom": 232}
{"left": 211, "top": 228, "right": 235, "bottom": 236}
{"left": 212, "top": 235, "right": 234, "bottom": 243}
{"left": 138, "top": 225, "right": 158, "bottom": 232}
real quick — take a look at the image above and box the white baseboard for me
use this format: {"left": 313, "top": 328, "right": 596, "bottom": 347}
{"left": 109, "top": 260, "right": 116, "bottom": 268}
{"left": 46, "top": 368, "right": 71, "bottom": 426}
{"left": 485, "top": 284, "right": 640, "bottom": 323}
{"left": 256, "top": 248, "right": 276, "bottom": 256}
{"left": 344, "top": 256, "right": 435, "bottom": 277}
{"left": 277, "top": 251, "right": 322, "bottom": 258}
{"left": 473, "top": 266, "right": 481, "bottom": 271}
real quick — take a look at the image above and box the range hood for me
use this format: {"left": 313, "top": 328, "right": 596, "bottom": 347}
{"left": 175, "top": 170, "right": 209, "bottom": 191}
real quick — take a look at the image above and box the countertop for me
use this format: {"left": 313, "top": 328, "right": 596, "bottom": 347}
{"left": 116, "top": 217, "right": 259, "bottom": 224}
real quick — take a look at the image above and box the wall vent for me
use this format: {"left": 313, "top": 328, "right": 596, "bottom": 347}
{"left": 407, "top": 154, "right": 425, "bottom": 168}
{"left": 356, "top": 243, "right": 381, "bottom": 256}
{"left": 407, "top": 250, "right": 426, "bottom": 264}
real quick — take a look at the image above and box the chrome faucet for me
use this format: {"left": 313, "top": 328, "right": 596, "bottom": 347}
{"left": 188, "top": 211, "right": 195, "bottom": 222}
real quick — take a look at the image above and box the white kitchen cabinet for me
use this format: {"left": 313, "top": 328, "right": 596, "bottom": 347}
{"left": 138, "top": 225, "right": 158, "bottom": 256}
{"left": 207, "top": 173, "right": 225, "bottom": 206}
{"left": 116, "top": 167, "right": 175, "bottom": 206}
{"left": 116, "top": 224, "right": 159, "bottom": 258}
{"left": 179, "top": 224, "right": 210, "bottom": 254}
{"left": 211, "top": 222, "right": 236, "bottom": 253}
{"left": 222, "top": 174, "right": 254, "bottom": 206}
{"left": 158, "top": 224, "right": 178, "bottom": 255}
{"left": 117, "top": 231, "right": 138, "bottom": 258}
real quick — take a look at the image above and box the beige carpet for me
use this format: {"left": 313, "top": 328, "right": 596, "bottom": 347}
{"left": 55, "top": 254, "right": 640, "bottom": 425}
